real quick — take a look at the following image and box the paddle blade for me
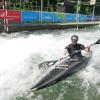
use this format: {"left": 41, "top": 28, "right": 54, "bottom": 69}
{"left": 90, "top": 39, "right": 100, "bottom": 46}
{"left": 39, "top": 60, "right": 58, "bottom": 69}
{"left": 94, "top": 39, "right": 100, "bottom": 44}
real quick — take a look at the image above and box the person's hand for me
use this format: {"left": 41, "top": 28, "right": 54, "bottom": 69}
{"left": 86, "top": 46, "right": 90, "bottom": 52}
{"left": 59, "top": 57, "right": 64, "bottom": 60}
{"left": 59, "top": 56, "right": 67, "bottom": 60}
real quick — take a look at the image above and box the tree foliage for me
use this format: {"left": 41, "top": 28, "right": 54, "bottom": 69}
{"left": 0, "top": 0, "right": 99, "bottom": 15}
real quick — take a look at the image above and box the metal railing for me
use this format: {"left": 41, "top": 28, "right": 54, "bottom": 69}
{"left": 0, "top": 2, "right": 54, "bottom": 12}
{"left": 0, "top": 3, "right": 3, "bottom": 9}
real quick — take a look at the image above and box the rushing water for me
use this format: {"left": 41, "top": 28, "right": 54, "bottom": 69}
{"left": 0, "top": 26, "right": 100, "bottom": 100}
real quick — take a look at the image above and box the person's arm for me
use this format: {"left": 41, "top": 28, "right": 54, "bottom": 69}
{"left": 84, "top": 46, "right": 91, "bottom": 52}
{"left": 81, "top": 44, "right": 91, "bottom": 52}
{"left": 60, "top": 48, "right": 68, "bottom": 60}
{"left": 64, "top": 48, "right": 68, "bottom": 58}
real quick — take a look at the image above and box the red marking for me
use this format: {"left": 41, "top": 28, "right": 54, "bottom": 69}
{"left": 0, "top": 9, "right": 21, "bottom": 22}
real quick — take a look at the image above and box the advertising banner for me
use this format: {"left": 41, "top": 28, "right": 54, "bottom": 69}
{"left": 42, "top": 12, "right": 67, "bottom": 23}
{"left": 0, "top": 9, "right": 21, "bottom": 22}
{"left": 6, "top": 10, "right": 21, "bottom": 22}
{"left": 1, "top": 9, "right": 89, "bottom": 23}
{"left": 21, "top": 11, "right": 39, "bottom": 22}
{"left": 53, "top": 12, "right": 66, "bottom": 22}
{"left": 79, "top": 14, "right": 87, "bottom": 22}
{"left": 0, "top": 9, "right": 6, "bottom": 19}
{"left": 42, "top": 12, "right": 53, "bottom": 22}
{"left": 65, "top": 13, "right": 76, "bottom": 22}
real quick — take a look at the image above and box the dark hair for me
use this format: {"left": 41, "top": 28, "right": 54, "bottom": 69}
{"left": 71, "top": 35, "right": 78, "bottom": 41}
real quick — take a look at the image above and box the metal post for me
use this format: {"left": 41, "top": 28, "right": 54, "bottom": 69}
{"left": 20, "top": 0, "right": 21, "bottom": 8}
{"left": 2, "top": 0, "right": 5, "bottom": 9}
{"left": 4, "top": 0, "right": 7, "bottom": 9}
{"left": 41, "top": 0, "right": 43, "bottom": 23}
{"left": 76, "top": 0, "right": 80, "bottom": 30}
{"left": 9, "top": 0, "right": 10, "bottom": 9}
{"left": 92, "top": 6, "right": 95, "bottom": 21}
{"left": 47, "top": 0, "right": 49, "bottom": 11}
{"left": 36, "top": 1, "right": 37, "bottom": 11}
{"left": 2, "top": 0, "right": 5, "bottom": 32}
{"left": 90, "top": 0, "right": 96, "bottom": 22}
{"left": 3, "top": 0, "right": 9, "bottom": 32}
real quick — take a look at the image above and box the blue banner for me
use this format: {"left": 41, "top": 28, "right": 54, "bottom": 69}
{"left": 21, "top": 11, "right": 90, "bottom": 23}
{"left": 86, "top": 15, "right": 92, "bottom": 21}
{"left": 42, "top": 12, "right": 53, "bottom": 22}
{"left": 41, "top": 12, "right": 66, "bottom": 22}
{"left": 79, "top": 14, "right": 87, "bottom": 22}
{"left": 65, "top": 13, "right": 76, "bottom": 22}
{"left": 21, "top": 11, "right": 39, "bottom": 22}
{"left": 53, "top": 12, "right": 66, "bottom": 22}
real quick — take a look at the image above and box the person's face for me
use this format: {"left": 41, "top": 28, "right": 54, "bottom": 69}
{"left": 71, "top": 37, "right": 78, "bottom": 45}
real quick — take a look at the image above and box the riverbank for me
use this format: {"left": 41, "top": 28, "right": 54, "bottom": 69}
{"left": 0, "top": 21, "right": 100, "bottom": 33}
{"left": 0, "top": 9, "right": 100, "bottom": 33}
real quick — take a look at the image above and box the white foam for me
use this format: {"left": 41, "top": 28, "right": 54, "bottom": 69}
{"left": 78, "top": 46, "right": 100, "bottom": 94}
{"left": 0, "top": 28, "right": 100, "bottom": 99}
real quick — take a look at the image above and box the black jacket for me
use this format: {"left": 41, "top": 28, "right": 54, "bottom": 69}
{"left": 65, "top": 43, "right": 85, "bottom": 59}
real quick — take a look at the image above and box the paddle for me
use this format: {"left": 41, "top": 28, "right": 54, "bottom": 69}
{"left": 39, "top": 60, "right": 58, "bottom": 69}
{"left": 39, "top": 39, "right": 100, "bottom": 68}
{"left": 90, "top": 39, "right": 100, "bottom": 46}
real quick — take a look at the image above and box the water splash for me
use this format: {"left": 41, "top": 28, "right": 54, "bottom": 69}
{"left": 0, "top": 27, "right": 100, "bottom": 100}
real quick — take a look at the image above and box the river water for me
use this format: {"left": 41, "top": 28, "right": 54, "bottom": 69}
{"left": 0, "top": 26, "right": 100, "bottom": 100}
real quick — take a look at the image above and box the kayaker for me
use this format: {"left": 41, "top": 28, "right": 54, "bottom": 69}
{"left": 63, "top": 35, "right": 90, "bottom": 61}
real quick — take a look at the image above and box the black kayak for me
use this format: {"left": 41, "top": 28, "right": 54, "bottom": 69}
{"left": 30, "top": 52, "right": 92, "bottom": 91}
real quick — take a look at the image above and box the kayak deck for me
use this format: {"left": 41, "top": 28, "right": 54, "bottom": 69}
{"left": 30, "top": 52, "right": 92, "bottom": 91}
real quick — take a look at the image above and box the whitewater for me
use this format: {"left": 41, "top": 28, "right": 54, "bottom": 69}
{"left": 0, "top": 26, "right": 100, "bottom": 100}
